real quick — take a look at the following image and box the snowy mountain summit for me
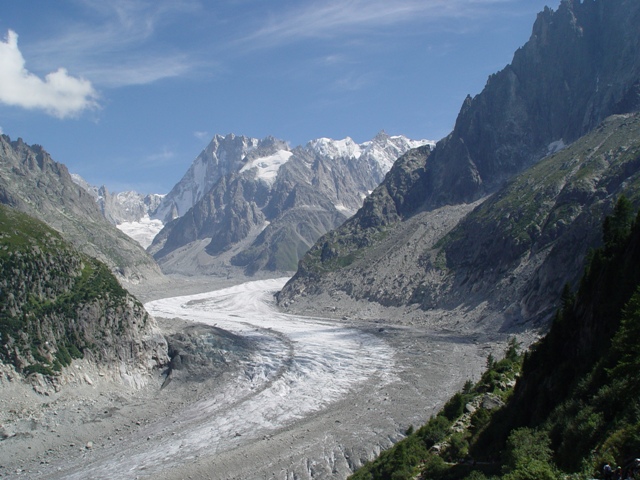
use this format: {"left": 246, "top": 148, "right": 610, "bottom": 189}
{"left": 71, "top": 174, "right": 164, "bottom": 249}
{"left": 153, "top": 134, "right": 290, "bottom": 223}
{"left": 154, "top": 132, "right": 432, "bottom": 225}
{"left": 149, "top": 131, "right": 433, "bottom": 275}
{"left": 307, "top": 131, "right": 428, "bottom": 173}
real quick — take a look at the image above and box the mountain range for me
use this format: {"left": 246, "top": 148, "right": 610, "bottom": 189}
{"left": 147, "top": 131, "right": 432, "bottom": 275}
{"left": 70, "top": 174, "right": 164, "bottom": 226}
{"left": 2, "top": 0, "right": 640, "bottom": 476}
{"left": 3, "top": 0, "right": 638, "bottom": 370}
{"left": 70, "top": 174, "right": 164, "bottom": 249}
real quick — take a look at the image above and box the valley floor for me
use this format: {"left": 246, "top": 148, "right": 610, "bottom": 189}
{"left": 0, "top": 276, "right": 508, "bottom": 479}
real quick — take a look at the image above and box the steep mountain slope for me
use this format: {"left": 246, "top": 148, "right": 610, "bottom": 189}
{"left": 279, "top": 0, "right": 640, "bottom": 330}
{"left": 422, "top": 0, "right": 640, "bottom": 209}
{"left": 149, "top": 132, "right": 430, "bottom": 275}
{"left": 436, "top": 114, "right": 640, "bottom": 325}
{"left": 0, "top": 204, "right": 168, "bottom": 385}
{"left": 153, "top": 134, "right": 290, "bottom": 224}
{"left": 470, "top": 197, "right": 640, "bottom": 475}
{"left": 350, "top": 199, "right": 640, "bottom": 480}
{"left": 0, "top": 135, "right": 162, "bottom": 283}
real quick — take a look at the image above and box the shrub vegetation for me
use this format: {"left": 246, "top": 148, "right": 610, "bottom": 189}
{"left": 0, "top": 204, "right": 140, "bottom": 377}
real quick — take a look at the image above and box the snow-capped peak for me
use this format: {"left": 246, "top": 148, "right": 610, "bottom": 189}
{"left": 153, "top": 131, "right": 434, "bottom": 224}
{"left": 305, "top": 132, "right": 433, "bottom": 172}
{"left": 153, "top": 134, "right": 290, "bottom": 222}
{"left": 359, "top": 131, "right": 434, "bottom": 172}
{"left": 306, "top": 137, "right": 362, "bottom": 159}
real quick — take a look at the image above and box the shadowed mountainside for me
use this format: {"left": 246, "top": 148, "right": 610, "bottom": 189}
{"left": 278, "top": 0, "right": 640, "bottom": 332}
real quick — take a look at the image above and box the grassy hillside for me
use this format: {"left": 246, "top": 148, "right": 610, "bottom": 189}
{"left": 350, "top": 197, "right": 640, "bottom": 479}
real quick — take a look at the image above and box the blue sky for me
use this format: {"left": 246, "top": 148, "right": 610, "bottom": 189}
{"left": 0, "top": 0, "right": 556, "bottom": 194}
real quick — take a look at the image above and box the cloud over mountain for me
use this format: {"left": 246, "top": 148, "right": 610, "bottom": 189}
{"left": 0, "top": 30, "right": 98, "bottom": 118}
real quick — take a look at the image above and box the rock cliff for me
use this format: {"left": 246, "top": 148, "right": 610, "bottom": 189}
{"left": 422, "top": 0, "right": 640, "bottom": 209}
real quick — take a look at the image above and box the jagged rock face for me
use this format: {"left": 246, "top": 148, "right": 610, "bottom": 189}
{"left": 0, "top": 135, "right": 162, "bottom": 283}
{"left": 0, "top": 204, "right": 168, "bottom": 382}
{"left": 153, "top": 134, "right": 290, "bottom": 224}
{"left": 278, "top": 0, "right": 640, "bottom": 330}
{"left": 149, "top": 132, "right": 430, "bottom": 274}
{"left": 422, "top": 0, "right": 640, "bottom": 208}
{"left": 163, "top": 324, "right": 251, "bottom": 385}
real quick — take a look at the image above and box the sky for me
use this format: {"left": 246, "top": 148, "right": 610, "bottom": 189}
{"left": 0, "top": 0, "right": 557, "bottom": 194}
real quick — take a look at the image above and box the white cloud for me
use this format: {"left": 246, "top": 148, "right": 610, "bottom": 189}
{"left": 145, "top": 147, "right": 175, "bottom": 165}
{"left": 194, "top": 131, "right": 210, "bottom": 141}
{"left": 82, "top": 55, "right": 196, "bottom": 88}
{"left": 333, "top": 71, "right": 373, "bottom": 92}
{"left": 236, "top": 0, "right": 493, "bottom": 48}
{"left": 0, "top": 30, "right": 98, "bottom": 118}
{"left": 27, "top": 0, "right": 206, "bottom": 88}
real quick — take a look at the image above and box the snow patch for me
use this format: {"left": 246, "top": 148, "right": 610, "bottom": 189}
{"left": 547, "top": 139, "right": 567, "bottom": 155}
{"left": 334, "top": 203, "right": 354, "bottom": 215}
{"left": 239, "top": 150, "right": 293, "bottom": 185}
{"left": 116, "top": 215, "right": 164, "bottom": 249}
{"left": 393, "top": 136, "right": 435, "bottom": 150}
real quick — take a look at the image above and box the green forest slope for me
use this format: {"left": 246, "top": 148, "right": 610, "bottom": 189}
{"left": 0, "top": 204, "right": 166, "bottom": 377}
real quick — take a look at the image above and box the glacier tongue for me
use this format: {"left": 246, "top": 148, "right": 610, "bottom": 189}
{"left": 49, "top": 278, "right": 396, "bottom": 479}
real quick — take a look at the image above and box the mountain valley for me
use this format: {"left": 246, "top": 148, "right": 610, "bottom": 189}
{"left": 1, "top": 0, "right": 640, "bottom": 479}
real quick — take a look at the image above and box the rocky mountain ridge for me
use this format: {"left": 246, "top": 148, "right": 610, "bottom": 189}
{"left": 0, "top": 135, "right": 163, "bottom": 283}
{"left": 278, "top": 0, "right": 640, "bottom": 332}
{"left": 149, "top": 131, "right": 432, "bottom": 275}
{"left": 419, "top": 0, "right": 640, "bottom": 210}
